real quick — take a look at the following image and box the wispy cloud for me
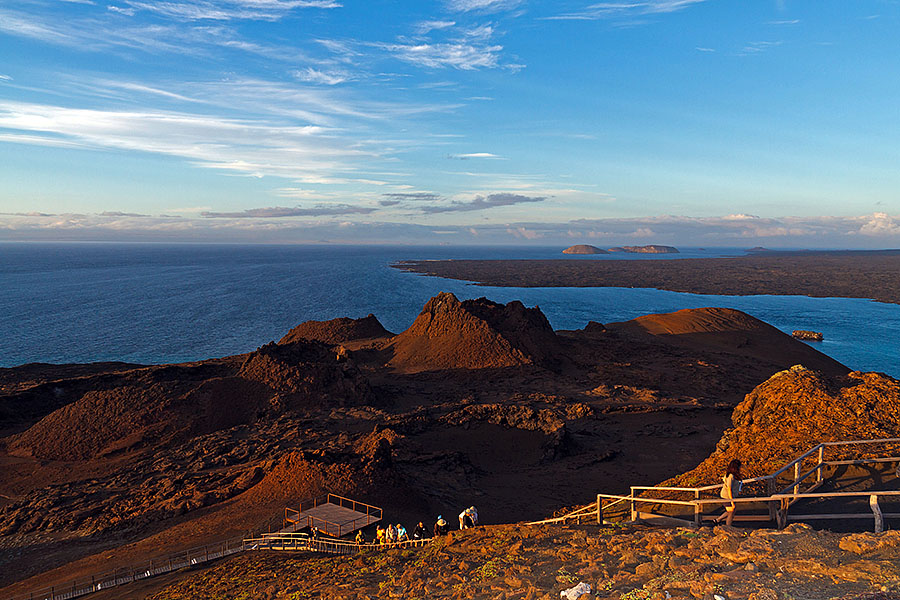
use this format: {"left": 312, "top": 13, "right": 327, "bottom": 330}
{"left": 0, "top": 100, "right": 369, "bottom": 182}
{"left": 420, "top": 192, "right": 547, "bottom": 213}
{"left": 740, "top": 40, "right": 783, "bottom": 55}
{"left": 291, "top": 67, "right": 352, "bottom": 85}
{"left": 445, "top": 0, "right": 521, "bottom": 13}
{"left": 201, "top": 205, "right": 376, "bottom": 217}
{"left": 119, "top": 0, "right": 341, "bottom": 21}
{"left": 415, "top": 20, "right": 456, "bottom": 35}
{"left": 100, "top": 210, "right": 148, "bottom": 217}
{"left": 0, "top": 74, "right": 12, "bottom": 82}
{"left": 107, "top": 5, "right": 136, "bottom": 16}
{"left": 767, "top": 19, "right": 799, "bottom": 25}
{"left": 695, "top": 46, "right": 715, "bottom": 52}
{"left": 548, "top": 0, "right": 706, "bottom": 21}
{"left": 383, "top": 192, "right": 442, "bottom": 201}
{"left": 375, "top": 40, "right": 504, "bottom": 70}
{"left": 447, "top": 152, "right": 503, "bottom": 159}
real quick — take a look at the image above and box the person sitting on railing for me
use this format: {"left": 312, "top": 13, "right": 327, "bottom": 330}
{"left": 396, "top": 523, "right": 409, "bottom": 542}
{"left": 355, "top": 530, "right": 366, "bottom": 546}
{"left": 413, "top": 521, "right": 429, "bottom": 539}
{"left": 375, "top": 525, "right": 385, "bottom": 545}
{"left": 385, "top": 523, "right": 397, "bottom": 543}
{"left": 715, "top": 459, "right": 744, "bottom": 526}
{"left": 433, "top": 515, "right": 449, "bottom": 536}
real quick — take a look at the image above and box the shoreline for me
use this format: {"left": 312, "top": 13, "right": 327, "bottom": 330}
{"left": 393, "top": 250, "right": 900, "bottom": 306}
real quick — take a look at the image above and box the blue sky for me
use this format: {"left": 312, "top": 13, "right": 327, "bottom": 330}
{"left": 1, "top": 0, "right": 899, "bottom": 245}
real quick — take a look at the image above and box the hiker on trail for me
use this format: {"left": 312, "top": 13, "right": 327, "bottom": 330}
{"left": 311, "top": 526, "right": 320, "bottom": 540}
{"left": 715, "top": 459, "right": 743, "bottom": 526}
{"left": 396, "top": 523, "right": 408, "bottom": 542}
{"left": 386, "top": 523, "right": 397, "bottom": 543}
{"left": 375, "top": 525, "right": 385, "bottom": 545}
{"left": 355, "top": 530, "right": 365, "bottom": 546}
{"left": 413, "top": 521, "right": 429, "bottom": 540}
{"left": 459, "top": 506, "right": 478, "bottom": 529}
{"left": 433, "top": 515, "right": 449, "bottom": 537}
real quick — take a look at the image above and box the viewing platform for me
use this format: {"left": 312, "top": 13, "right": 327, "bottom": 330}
{"left": 280, "top": 493, "right": 382, "bottom": 538}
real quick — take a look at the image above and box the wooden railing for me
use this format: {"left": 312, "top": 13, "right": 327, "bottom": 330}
{"left": 537, "top": 438, "right": 900, "bottom": 532}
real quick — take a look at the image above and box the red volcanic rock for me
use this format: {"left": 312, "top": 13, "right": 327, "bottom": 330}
{"left": 388, "top": 292, "right": 559, "bottom": 372}
{"left": 671, "top": 366, "right": 900, "bottom": 485}
{"left": 8, "top": 382, "right": 180, "bottom": 460}
{"left": 279, "top": 314, "right": 392, "bottom": 345}
{"left": 240, "top": 451, "right": 360, "bottom": 505}
{"left": 562, "top": 244, "right": 608, "bottom": 255}
{"left": 7, "top": 342, "right": 375, "bottom": 461}
{"left": 609, "top": 307, "right": 847, "bottom": 377}
{"left": 238, "top": 340, "right": 373, "bottom": 408}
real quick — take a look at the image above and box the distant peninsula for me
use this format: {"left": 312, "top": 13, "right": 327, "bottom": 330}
{"left": 562, "top": 244, "right": 608, "bottom": 254}
{"left": 394, "top": 249, "right": 900, "bottom": 306}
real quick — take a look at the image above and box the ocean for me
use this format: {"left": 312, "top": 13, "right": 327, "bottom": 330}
{"left": 1, "top": 243, "right": 897, "bottom": 377}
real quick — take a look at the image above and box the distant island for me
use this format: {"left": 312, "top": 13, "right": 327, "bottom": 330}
{"left": 562, "top": 244, "right": 679, "bottom": 255}
{"left": 394, "top": 249, "right": 900, "bottom": 306}
{"left": 562, "top": 244, "right": 608, "bottom": 254}
{"left": 608, "top": 245, "right": 679, "bottom": 254}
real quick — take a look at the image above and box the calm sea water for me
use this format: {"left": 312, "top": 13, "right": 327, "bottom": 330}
{"left": 1, "top": 243, "right": 897, "bottom": 377}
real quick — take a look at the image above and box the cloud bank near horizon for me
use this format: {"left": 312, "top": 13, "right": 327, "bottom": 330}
{"left": 2, "top": 212, "right": 898, "bottom": 247}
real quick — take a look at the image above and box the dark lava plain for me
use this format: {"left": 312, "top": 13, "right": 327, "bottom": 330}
{"left": 394, "top": 250, "right": 900, "bottom": 305}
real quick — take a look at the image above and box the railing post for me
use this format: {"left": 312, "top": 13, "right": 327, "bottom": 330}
{"left": 767, "top": 477, "right": 777, "bottom": 522}
{"left": 630, "top": 487, "right": 636, "bottom": 521}
{"left": 817, "top": 445, "right": 825, "bottom": 482}
{"left": 693, "top": 489, "right": 701, "bottom": 527}
{"left": 793, "top": 462, "right": 801, "bottom": 495}
{"left": 596, "top": 494, "right": 603, "bottom": 525}
{"left": 870, "top": 495, "right": 884, "bottom": 533}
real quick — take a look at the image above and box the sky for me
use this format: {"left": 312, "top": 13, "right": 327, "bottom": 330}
{"left": 1, "top": 0, "right": 899, "bottom": 246}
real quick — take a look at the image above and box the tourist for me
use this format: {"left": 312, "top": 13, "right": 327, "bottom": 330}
{"left": 375, "top": 525, "right": 385, "bottom": 545}
{"left": 459, "top": 506, "right": 478, "bottom": 529}
{"left": 413, "top": 521, "right": 429, "bottom": 540}
{"left": 385, "top": 523, "right": 397, "bottom": 543}
{"left": 715, "top": 459, "right": 743, "bottom": 526}
{"left": 355, "top": 530, "right": 365, "bottom": 546}
{"left": 433, "top": 515, "right": 449, "bottom": 537}
{"left": 396, "top": 523, "right": 408, "bottom": 542}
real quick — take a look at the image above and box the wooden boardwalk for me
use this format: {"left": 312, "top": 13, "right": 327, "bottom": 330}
{"left": 531, "top": 437, "right": 900, "bottom": 532}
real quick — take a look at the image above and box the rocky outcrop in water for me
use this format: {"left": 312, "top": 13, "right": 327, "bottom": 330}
{"left": 608, "top": 245, "right": 679, "bottom": 254}
{"left": 562, "top": 244, "right": 608, "bottom": 255}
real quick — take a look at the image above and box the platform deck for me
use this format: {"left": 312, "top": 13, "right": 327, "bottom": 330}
{"left": 283, "top": 499, "right": 381, "bottom": 538}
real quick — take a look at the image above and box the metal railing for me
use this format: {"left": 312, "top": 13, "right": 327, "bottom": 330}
{"left": 5, "top": 494, "right": 388, "bottom": 600}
